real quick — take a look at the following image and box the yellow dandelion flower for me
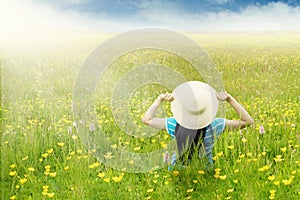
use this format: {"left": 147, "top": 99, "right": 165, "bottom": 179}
{"left": 4, "top": 141, "right": 9, "bottom": 144}
{"left": 9, "top": 171, "right": 17, "bottom": 176}
{"left": 69, "top": 151, "right": 75, "bottom": 155}
{"left": 164, "top": 181, "right": 169, "bottom": 185}
{"left": 19, "top": 178, "right": 27, "bottom": 184}
{"left": 282, "top": 179, "right": 292, "bottom": 186}
{"left": 112, "top": 175, "right": 123, "bottom": 183}
{"left": 225, "top": 196, "right": 232, "bottom": 200}
{"left": 72, "top": 135, "right": 77, "bottom": 140}
{"left": 268, "top": 175, "right": 275, "bottom": 181}
{"left": 241, "top": 138, "right": 247, "bottom": 143}
{"left": 269, "top": 190, "right": 276, "bottom": 194}
{"left": 234, "top": 169, "right": 239, "bottom": 174}
{"left": 269, "top": 196, "right": 275, "bottom": 200}
{"left": 10, "top": 164, "right": 17, "bottom": 169}
{"left": 57, "top": 142, "right": 64, "bottom": 147}
{"left": 214, "top": 174, "right": 219, "bottom": 179}
{"left": 153, "top": 180, "right": 158, "bottom": 183}
{"left": 28, "top": 167, "right": 35, "bottom": 172}
{"left": 15, "top": 185, "right": 20, "bottom": 189}
{"left": 227, "top": 145, "right": 234, "bottom": 150}
{"left": 133, "top": 146, "right": 141, "bottom": 151}
{"left": 173, "top": 170, "right": 179, "bottom": 177}
{"left": 273, "top": 181, "right": 280, "bottom": 186}
{"left": 295, "top": 145, "right": 299, "bottom": 148}
{"left": 227, "top": 188, "right": 234, "bottom": 193}
{"left": 111, "top": 144, "right": 117, "bottom": 149}
{"left": 76, "top": 149, "right": 83, "bottom": 154}
{"left": 47, "top": 149, "right": 54, "bottom": 154}
{"left": 193, "top": 180, "right": 198, "bottom": 184}
{"left": 39, "top": 158, "right": 43, "bottom": 162}
{"left": 47, "top": 193, "right": 54, "bottom": 198}
{"left": 215, "top": 168, "right": 221, "bottom": 173}
{"left": 212, "top": 156, "right": 217, "bottom": 161}
{"left": 10, "top": 195, "right": 16, "bottom": 200}
{"left": 291, "top": 171, "right": 296, "bottom": 175}
{"left": 22, "top": 156, "right": 28, "bottom": 161}
{"left": 261, "top": 152, "right": 267, "bottom": 156}
{"left": 49, "top": 172, "right": 57, "bottom": 177}
{"left": 280, "top": 147, "right": 287, "bottom": 153}
{"left": 44, "top": 171, "right": 50, "bottom": 176}
{"left": 198, "top": 170, "right": 205, "bottom": 175}
{"left": 45, "top": 165, "right": 51, "bottom": 170}
{"left": 103, "top": 178, "right": 110, "bottom": 183}
{"left": 239, "top": 154, "right": 245, "bottom": 159}
{"left": 98, "top": 172, "right": 105, "bottom": 178}
{"left": 187, "top": 188, "right": 193, "bottom": 193}
{"left": 263, "top": 165, "right": 270, "bottom": 171}
{"left": 43, "top": 185, "right": 49, "bottom": 190}
{"left": 233, "top": 180, "right": 238, "bottom": 183}
{"left": 217, "top": 152, "right": 224, "bottom": 157}
{"left": 246, "top": 153, "right": 252, "bottom": 157}
{"left": 185, "top": 196, "right": 192, "bottom": 200}
{"left": 42, "top": 153, "right": 49, "bottom": 158}
{"left": 219, "top": 175, "right": 227, "bottom": 180}
{"left": 64, "top": 166, "right": 69, "bottom": 171}
{"left": 147, "top": 188, "right": 154, "bottom": 193}
{"left": 236, "top": 159, "right": 241, "bottom": 163}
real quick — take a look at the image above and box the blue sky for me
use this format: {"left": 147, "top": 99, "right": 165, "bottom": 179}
{"left": 1, "top": 0, "right": 300, "bottom": 33}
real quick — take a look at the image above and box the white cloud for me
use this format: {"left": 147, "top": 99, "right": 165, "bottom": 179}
{"left": 0, "top": 0, "right": 299, "bottom": 40}
{"left": 208, "top": 0, "right": 234, "bottom": 5}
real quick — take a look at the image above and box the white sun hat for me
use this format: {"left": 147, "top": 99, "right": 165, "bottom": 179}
{"left": 171, "top": 81, "right": 219, "bottom": 130}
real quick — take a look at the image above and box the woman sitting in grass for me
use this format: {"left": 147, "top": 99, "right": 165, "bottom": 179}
{"left": 142, "top": 81, "right": 254, "bottom": 169}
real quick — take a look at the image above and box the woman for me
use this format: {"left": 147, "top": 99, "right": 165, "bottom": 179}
{"left": 142, "top": 81, "right": 254, "bottom": 168}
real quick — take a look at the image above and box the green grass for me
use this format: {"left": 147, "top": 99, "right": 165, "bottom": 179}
{"left": 1, "top": 32, "right": 300, "bottom": 200}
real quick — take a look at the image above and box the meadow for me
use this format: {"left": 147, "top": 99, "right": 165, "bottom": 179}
{"left": 1, "top": 31, "right": 300, "bottom": 199}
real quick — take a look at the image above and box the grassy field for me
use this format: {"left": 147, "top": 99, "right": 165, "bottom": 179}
{"left": 1, "top": 31, "right": 300, "bottom": 199}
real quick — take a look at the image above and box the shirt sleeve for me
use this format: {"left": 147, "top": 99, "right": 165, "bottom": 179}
{"left": 210, "top": 118, "right": 226, "bottom": 137}
{"left": 165, "top": 117, "right": 177, "bottom": 139}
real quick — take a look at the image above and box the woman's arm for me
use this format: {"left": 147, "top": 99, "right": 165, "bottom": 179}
{"left": 217, "top": 91, "right": 254, "bottom": 130}
{"left": 142, "top": 93, "right": 174, "bottom": 130}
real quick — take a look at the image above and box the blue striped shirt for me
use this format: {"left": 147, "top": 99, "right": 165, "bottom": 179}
{"left": 165, "top": 117, "right": 226, "bottom": 164}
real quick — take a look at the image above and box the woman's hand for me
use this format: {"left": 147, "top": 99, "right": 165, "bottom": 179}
{"left": 159, "top": 93, "right": 175, "bottom": 102}
{"left": 216, "top": 91, "right": 232, "bottom": 102}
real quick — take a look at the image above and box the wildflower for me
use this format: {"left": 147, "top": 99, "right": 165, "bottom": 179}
{"left": 112, "top": 175, "right": 123, "bottom": 183}
{"left": 282, "top": 179, "right": 293, "bottom": 185}
{"left": 147, "top": 188, "right": 154, "bottom": 193}
{"left": 193, "top": 180, "right": 198, "bottom": 183}
{"left": 133, "top": 146, "right": 141, "bottom": 151}
{"left": 10, "top": 195, "right": 16, "bottom": 200}
{"left": 227, "top": 188, "right": 234, "bottom": 193}
{"left": 280, "top": 147, "right": 287, "bottom": 153}
{"left": 22, "top": 156, "right": 28, "bottom": 161}
{"left": 259, "top": 125, "right": 265, "bottom": 134}
{"left": 42, "top": 153, "right": 49, "bottom": 158}
{"left": 173, "top": 170, "right": 179, "bottom": 177}
{"left": 187, "top": 188, "right": 193, "bottom": 193}
{"left": 90, "top": 122, "right": 95, "bottom": 132}
{"left": 47, "top": 149, "right": 54, "bottom": 154}
{"left": 44, "top": 165, "right": 51, "bottom": 170}
{"left": 164, "top": 181, "right": 169, "bottom": 185}
{"left": 72, "top": 135, "right": 77, "bottom": 140}
{"left": 274, "top": 155, "right": 284, "bottom": 162}
{"left": 47, "top": 193, "right": 55, "bottom": 198}
{"left": 219, "top": 175, "right": 227, "bottom": 180}
{"left": 241, "top": 138, "right": 247, "bottom": 143}
{"left": 291, "top": 171, "right": 296, "bottom": 175}
{"left": 269, "top": 190, "right": 276, "bottom": 194}
{"left": 57, "top": 142, "right": 64, "bottom": 147}
{"left": 43, "top": 185, "right": 49, "bottom": 191}
{"left": 28, "top": 167, "right": 35, "bottom": 172}
{"left": 103, "top": 178, "right": 110, "bottom": 183}
{"left": 198, "top": 170, "right": 205, "bottom": 175}
{"left": 98, "top": 172, "right": 105, "bottom": 178}
{"left": 225, "top": 196, "right": 232, "bottom": 200}
{"left": 64, "top": 166, "right": 69, "bottom": 171}
{"left": 268, "top": 175, "right": 275, "bottom": 181}
{"left": 217, "top": 152, "right": 224, "bottom": 157}
{"left": 227, "top": 145, "right": 234, "bottom": 150}
{"left": 153, "top": 180, "right": 158, "bottom": 183}
{"left": 19, "top": 178, "right": 27, "bottom": 184}
{"left": 49, "top": 172, "right": 57, "bottom": 177}
{"left": 273, "top": 181, "right": 280, "bottom": 186}
{"left": 9, "top": 171, "right": 17, "bottom": 176}
{"left": 239, "top": 154, "right": 245, "bottom": 159}
{"left": 233, "top": 180, "right": 238, "bottom": 183}
{"left": 234, "top": 169, "right": 239, "bottom": 174}
{"left": 15, "top": 185, "right": 20, "bottom": 189}
{"left": 261, "top": 152, "right": 267, "bottom": 156}
{"left": 10, "top": 164, "right": 17, "bottom": 169}
{"left": 128, "top": 160, "right": 134, "bottom": 165}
